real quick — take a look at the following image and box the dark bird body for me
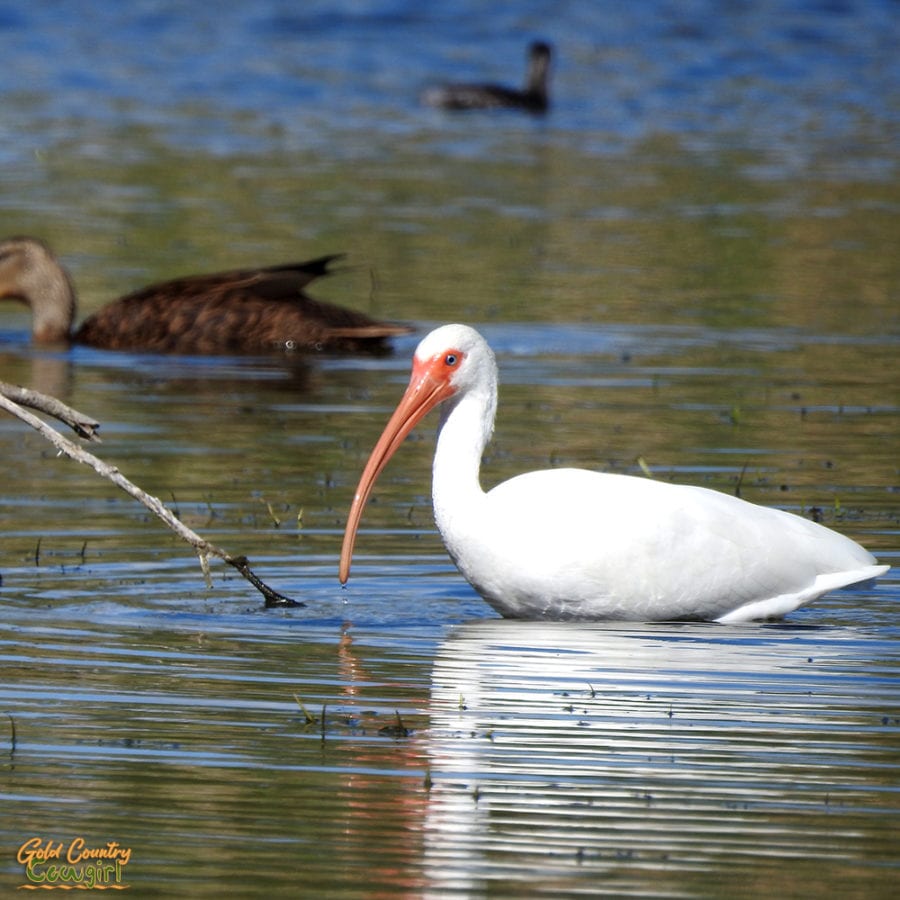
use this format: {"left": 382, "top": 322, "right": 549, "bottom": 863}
{"left": 422, "top": 41, "right": 552, "bottom": 113}
{"left": 0, "top": 236, "right": 412, "bottom": 355}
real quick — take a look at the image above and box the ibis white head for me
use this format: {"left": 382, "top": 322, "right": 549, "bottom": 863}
{"left": 339, "top": 325, "right": 496, "bottom": 584}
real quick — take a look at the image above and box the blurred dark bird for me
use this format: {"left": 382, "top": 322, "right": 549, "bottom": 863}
{"left": 422, "top": 41, "right": 552, "bottom": 114}
{"left": 0, "top": 236, "right": 412, "bottom": 355}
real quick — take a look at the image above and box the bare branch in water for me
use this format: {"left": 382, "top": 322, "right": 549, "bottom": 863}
{"left": 1, "top": 380, "right": 101, "bottom": 441}
{"left": 0, "top": 386, "right": 302, "bottom": 609}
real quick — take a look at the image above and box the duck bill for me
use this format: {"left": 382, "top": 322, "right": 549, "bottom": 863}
{"left": 339, "top": 358, "right": 455, "bottom": 583}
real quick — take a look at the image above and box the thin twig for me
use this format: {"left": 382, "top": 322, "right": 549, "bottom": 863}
{"left": 0, "top": 390, "right": 302, "bottom": 608}
{"left": 0, "top": 380, "right": 101, "bottom": 441}
{"left": 5, "top": 714, "right": 16, "bottom": 759}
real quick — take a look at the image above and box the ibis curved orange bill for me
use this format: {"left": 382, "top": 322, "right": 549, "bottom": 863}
{"left": 339, "top": 350, "right": 459, "bottom": 583}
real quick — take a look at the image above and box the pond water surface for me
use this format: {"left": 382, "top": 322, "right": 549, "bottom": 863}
{"left": 1, "top": 2, "right": 898, "bottom": 897}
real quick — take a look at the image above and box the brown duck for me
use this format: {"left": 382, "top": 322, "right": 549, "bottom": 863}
{"left": 421, "top": 41, "right": 552, "bottom": 114}
{"left": 0, "top": 236, "right": 412, "bottom": 355}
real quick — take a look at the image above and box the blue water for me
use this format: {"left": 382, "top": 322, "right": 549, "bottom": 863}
{"left": 2, "top": 0, "right": 898, "bottom": 162}
{"left": 2, "top": 2, "right": 899, "bottom": 897}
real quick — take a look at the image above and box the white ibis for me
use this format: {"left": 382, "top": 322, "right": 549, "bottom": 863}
{"left": 339, "top": 324, "right": 889, "bottom": 622}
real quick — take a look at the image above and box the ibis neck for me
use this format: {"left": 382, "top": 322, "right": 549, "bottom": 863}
{"left": 431, "top": 381, "right": 496, "bottom": 521}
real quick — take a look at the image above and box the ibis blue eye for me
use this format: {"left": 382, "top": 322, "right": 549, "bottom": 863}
{"left": 445, "top": 353, "right": 458, "bottom": 366}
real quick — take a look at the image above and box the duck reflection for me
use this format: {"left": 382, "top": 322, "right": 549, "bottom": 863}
{"left": 0, "top": 343, "right": 323, "bottom": 402}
